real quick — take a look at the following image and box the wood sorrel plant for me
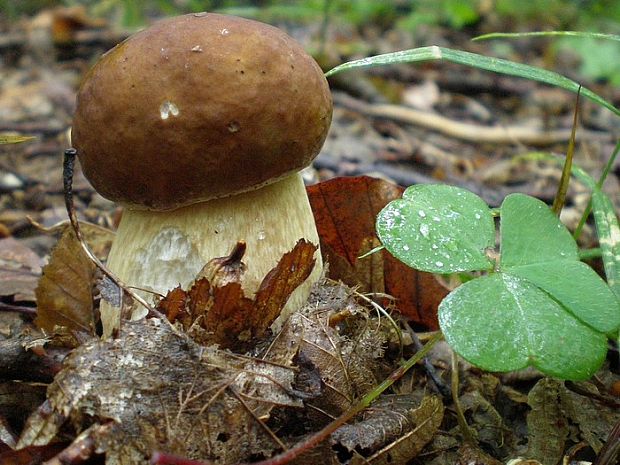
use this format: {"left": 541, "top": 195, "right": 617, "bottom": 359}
{"left": 326, "top": 33, "right": 620, "bottom": 381}
{"left": 376, "top": 184, "right": 619, "bottom": 380}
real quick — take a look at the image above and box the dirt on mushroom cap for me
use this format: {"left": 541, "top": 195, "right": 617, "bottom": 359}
{"left": 72, "top": 13, "right": 333, "bottom": 211}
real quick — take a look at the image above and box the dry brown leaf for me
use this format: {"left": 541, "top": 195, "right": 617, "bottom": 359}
{"left": 460, "top": 390, "right": 507, "bottom": 455}
{"left": 158, "top": 239, "right": 316, "bottom": 350}
{"left": 156, "top": 286, "right": 187, "bottom": 323}
{"left": 0, "top": 238, "right": 43, "bottom": 302}
{"left": 561, "top": 381, "right": 620, "bottom": 454}
{"left": 35, "top": 222, "right": 113, "bottom": 335}
{"left": 16, "top": 400, "right": 66, "bottom": 449}
{"left": 457, "top": 442, "right": 504, "bottom": 465}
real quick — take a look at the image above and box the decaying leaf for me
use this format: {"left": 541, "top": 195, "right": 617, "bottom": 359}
{"left": 457, "top": 442, "right": 504, "bottom": 465}
{"left": 307, "top": 176, "right": 448, "bottom": 329}
{"left": 158, "top": 239, "right": 317, "bottom": 349}
{"left": 561, "top": 381, "right": 620, "bottom": 453}
{"left": 34, "top": 222, "right": 114, "bottom": 335}
{"left": 0, "top": 238, "right": 43, "bottom": 302}
{"left": 17, "top": 319, "right": 302, "bottom": 465}
{"left": 526, "top": 378, "right": 568, "bottom": 465}
{"left": 340, "top": 395, "right": 444, "bottom": 465}
{"left": 280, "top": 281, "right": 386, "bottom": 419}
{"left": 16, "top": 400, "right": 65, "bottom": 450}
{"left": 460, "top": 390, "right": 507, "bottom": 456}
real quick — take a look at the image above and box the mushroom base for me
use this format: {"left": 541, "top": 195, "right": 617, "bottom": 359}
{"left": 100, "top": 172, "right": 323, "bottom": 338}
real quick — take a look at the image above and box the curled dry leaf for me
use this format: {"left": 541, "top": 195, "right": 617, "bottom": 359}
{"left": 347, "top": 395, "right": 444, "bottom": 465}
{"left": 34, "top": 222, "right": 113, "bottom": 335}
{"left": 158, "top": 239, "right": 317, "bottom": 350}
{"left": 307, "top": 176, "right": 448, "bottom": 329}
{"left": 17, "top": 319, "right": 302, "bottom": 465}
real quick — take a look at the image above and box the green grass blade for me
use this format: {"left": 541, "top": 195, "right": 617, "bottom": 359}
{"left": 325, "top": 46, "right": 620, "bottom": 117}
{"left": 591, "top": 187, "right": 620, "bottom": 299}
{"left": 474, "top": 31, "right": 620, "bottom": 42}
{"left": 574, "top": 141, "right": 620, "bottom": 239}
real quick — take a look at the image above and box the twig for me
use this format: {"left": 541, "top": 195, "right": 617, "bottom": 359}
{"left": 333, "top": 92, "right": 611, "bottom": 146}
{"left": 0, "top": 302, "right": 37, "bottom": 316}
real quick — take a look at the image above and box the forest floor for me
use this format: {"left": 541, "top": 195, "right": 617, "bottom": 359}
{"left": 0, "top": 7, "right": 619, "bottom": 465}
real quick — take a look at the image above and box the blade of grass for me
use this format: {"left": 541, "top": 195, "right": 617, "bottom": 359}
{"left": 591, "top": 187, "right": 620, "bottom": 299}
{"left": 574, "top": 141, "right": 620, "bottom": 239}
{"left": 325, "top": 46, "right": 620, "bottom": 117}
{"left": 474, "top": 31, "right": 620, "bottom": 42}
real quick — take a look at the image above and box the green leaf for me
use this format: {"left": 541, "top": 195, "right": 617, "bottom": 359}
{"left": 507, "top": 261, "right": 620, "bottom": 334}
{"left": 500, "top": 193, "right": 578, "bottom": 268}
{"left": 592, "top": 187, "right": 620, "bottom": 299}
{"left": 439, "top": 273, "right": 608, "bottom": 380}
{"left": 324, "top": 46, "right": 620, "bottom": 117}
{"left": 474, "top": 31, "right": 620, "bottom": 42}
{"left": 376, "top": 185, "right": 494, "bottom": 273}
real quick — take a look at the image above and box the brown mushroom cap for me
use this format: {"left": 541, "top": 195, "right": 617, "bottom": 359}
{"left": 72, "top": 13, "right": 332, "bottom": 210}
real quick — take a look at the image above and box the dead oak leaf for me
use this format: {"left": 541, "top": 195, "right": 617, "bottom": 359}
{"left": 35, "top": 222, "right": 113, "bottom": 335}
{"left": 307, "top": 176, "right": 448, "bottom": 330}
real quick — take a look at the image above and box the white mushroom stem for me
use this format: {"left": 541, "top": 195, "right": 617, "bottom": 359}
{"left": 100, "top": 172, "right": 322, "bottom": 338}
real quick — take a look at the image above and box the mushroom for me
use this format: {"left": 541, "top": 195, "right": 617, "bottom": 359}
{"left": 71, "top": 13, "right": 332, "bottom": 337}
